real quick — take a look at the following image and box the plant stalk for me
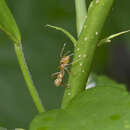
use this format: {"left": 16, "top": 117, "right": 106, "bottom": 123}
{"left": 14, "top": 44, "right": 45, "bottom": 113}
{"left": 75, "top": 0, "right": 87, "bottom": 37}
{"left": 62, "top": 0, "right": 114, "bottom": 108}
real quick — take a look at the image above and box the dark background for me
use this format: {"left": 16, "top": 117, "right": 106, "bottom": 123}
{"left": 0, "top": 0, "right": 130, "bottom": 129}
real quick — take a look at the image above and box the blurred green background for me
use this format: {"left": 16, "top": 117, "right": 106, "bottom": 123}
{"left": 0, "top": 0, "right": 130, "bottom": 129}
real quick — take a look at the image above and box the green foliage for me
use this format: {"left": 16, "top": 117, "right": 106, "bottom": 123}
{"left": 98, "top": 30, "right": 130, "bottom": 46}
{"left": 30, "top": 76, "right": 130, "bottom": 130}
{"left": 62, "top": 0, "right": 115, "bottom": 108}
{"left": 75, "top": 0, "right": 87, "bottom": 36}
{"left": 0, "top": 0, "right": 44, "bottom": 114}
{"left": 0, "top": 0, "right": 129, "bottom": 129}
{"left": 0, "top": 0, "right": 45, "bottom": 114}
{"left": 46, "top": 24, "right": 77, "bottom": 46}
{"left": 0, "top": 0, "right": 21, "bottom": 44}
{"left": 0, "top": 0, "right": 44, "bottom": 128}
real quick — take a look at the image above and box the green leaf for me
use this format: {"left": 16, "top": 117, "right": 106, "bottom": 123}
{"left": 30, "top": 108, "right": 83, "bottom": 130}
{"left": 98, "top": 30, "right": 130, "bottom": 47}
{"left": 46, "top": 24, "right": 77, "bottom": 47}
{"left": 29, "top": 109, "right": 65, "bottom": 130}
{"left": 30, "top": 76, "right": 130, "bottom": 130}
{"left": 0, "top": 0, "right": 21, "bottom": 45}
{"left": 67, "top": 76, "right": 130, "bottom": 130}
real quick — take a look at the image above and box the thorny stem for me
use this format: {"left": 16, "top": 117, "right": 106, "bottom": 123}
{"left": 14, "top": 44, "right": 45, "bottom": 113}
{"left": 62, "top": 0, "right": 114, "bottom": 108}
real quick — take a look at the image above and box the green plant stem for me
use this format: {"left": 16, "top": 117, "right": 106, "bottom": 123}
{"left": 62, "top": 0, "right": 114, "bottom": 108}
{"left": 46, "top": 24, "right": 77, "bottom": 46}
{"left": 14, "top": 44, "right": 45, "bottom": 113}
{"left": 75, "top": 0, "right": 87, "bottom": 37}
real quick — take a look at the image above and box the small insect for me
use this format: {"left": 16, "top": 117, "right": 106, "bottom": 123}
{"left": 52, "top": 43, "right": 73, "bottom": 87}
